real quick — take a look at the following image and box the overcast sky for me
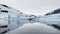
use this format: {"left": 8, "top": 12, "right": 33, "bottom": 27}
{"left": 0, "top": 0, "right": 60, "bottom": 16}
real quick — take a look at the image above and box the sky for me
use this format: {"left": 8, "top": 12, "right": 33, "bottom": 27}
{"left": 0, "top": 0, "right": 60, "bottom": 16}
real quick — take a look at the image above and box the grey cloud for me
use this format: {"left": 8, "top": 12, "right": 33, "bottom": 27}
{"left": 0, "top": 0, "right": 60, "bottom": 15}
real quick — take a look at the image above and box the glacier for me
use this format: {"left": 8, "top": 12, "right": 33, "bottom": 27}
{"left": 0, "top": 4, "right": 60, "bottom": 34}
{"left": 32, "top": 9, "right": 60, "bottom": 30}
{"left": 0, "top": 4, "right": 36, "bottom": 34}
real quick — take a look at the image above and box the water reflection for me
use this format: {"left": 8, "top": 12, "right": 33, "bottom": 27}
{"left": 5, "top": 22, "right": 60, "bottom": 34}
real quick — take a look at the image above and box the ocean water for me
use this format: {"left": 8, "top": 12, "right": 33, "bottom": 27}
{"left": 4, "top": 22, "right": 60, "bottom": 34}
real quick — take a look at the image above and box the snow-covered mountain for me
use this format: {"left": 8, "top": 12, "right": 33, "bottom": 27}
{"left": 45, "top": 9, "right": 60, "bottom": 15}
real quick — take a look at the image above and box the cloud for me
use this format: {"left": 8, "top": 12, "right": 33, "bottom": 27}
{"left": 5, "top": 22, "right": 60, "bottom": 34}
{"left": 0, "top": 0, "right": 60, "bottom": 15}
